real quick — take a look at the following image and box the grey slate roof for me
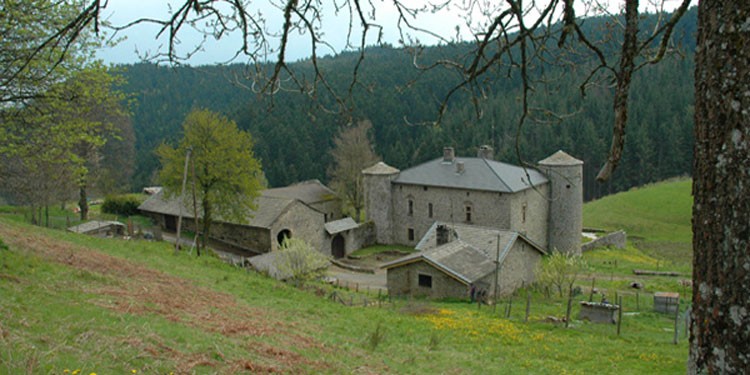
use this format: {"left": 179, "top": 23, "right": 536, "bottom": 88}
{"left": 138, "top": 189, "right": 309, "bottom": 229}
{"left": 263, "top": 179, "right": 337, "bottom": 204}
{"left": 384, "top": 222, "right": 546, "bottom": 285}
{"left": 393, "top": 157, "right": 547, "bottom": 193}
{"left": 67, "top": 220, "right": 125, "bottom": 234}
{"left": 416, "top": 222, "right": 546, "bottom": 258}
{"left": 538, "top": 150, "right": 583, "bottom": 166}
{"left": 324, "top": 217, "right": 359, "bottom": 235}
{"left": 382, "top": 239, "right": 496, "bottom": 284}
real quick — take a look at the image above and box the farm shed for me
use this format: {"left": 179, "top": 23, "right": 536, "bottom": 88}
{"left": 67, "top": 220, "right": 126, "bottom": 237}
{"left": 382, "top": 222, "right": 546, "bottom": 299}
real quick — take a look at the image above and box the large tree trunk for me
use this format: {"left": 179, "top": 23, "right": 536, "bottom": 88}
{"left": 689, "top": 1, "right": 750, "bottom": 373}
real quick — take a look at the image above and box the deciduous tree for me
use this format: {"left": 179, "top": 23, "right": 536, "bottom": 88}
{"left": 328, "top": 120, "right": 380, "bottom": 222}
{"left": 156, "top": 109, "right": 264, "bottom": 253}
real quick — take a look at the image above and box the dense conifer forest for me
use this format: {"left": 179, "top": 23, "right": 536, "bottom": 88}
{"left": 117, "top": 8, "right": 696, "bottom": 201}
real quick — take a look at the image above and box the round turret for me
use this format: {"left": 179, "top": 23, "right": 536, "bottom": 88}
{"left": 362, "top": 162, "right": 400, "bottom": 244}
{"left": 538, "top": 151, "right": 583, "bottom": 255}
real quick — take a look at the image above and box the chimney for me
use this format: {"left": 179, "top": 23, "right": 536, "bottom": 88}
{"left": 456, "top": 161, "right": 465, "bottom": 174}
{"left": 477, "top": 145, "right": 493, "bottom": 160}
{"left": 443, "top": 147, "right": 455, "bottom": 163}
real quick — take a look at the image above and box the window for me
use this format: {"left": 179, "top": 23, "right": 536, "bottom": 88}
{"left": 408, "top": 228, "right": 415, "bottom": 241}
{"left": 522, "top": 203, "right": 527, "bottom": 224}
{"left": 428, "top": 203, "right": 433, "bottom": 218}
{"left": 408, "top": 199, "right": 414, "bottom": 216}
{"left": 423, "top": 186, "right": 428, "bottom": 191}
{"left": 465, "top": 205, "right": 472, "bottom": 222}
{"left": 418, "top": 274, "right": 433, "bottom": 288}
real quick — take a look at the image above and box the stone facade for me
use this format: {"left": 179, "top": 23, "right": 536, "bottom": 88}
{"left": 364, "top": 147, "right": 582, "bottom": 254}
{"left": 496, "top": 241, "right": 543, "bottom": 295}
{"left": 386, "top": 260, "right": 474, "bottom": 299}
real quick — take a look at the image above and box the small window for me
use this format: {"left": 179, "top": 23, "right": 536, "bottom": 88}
{"left": 418, "top": 274, "right": 433, "bottom": 288}
{"left": 408, "top": 228, "right": 415, "bottom": 241}
{"left": 408, "top": 199, "right": 414, "bottom": 216}
{"left": 428, "top": 203, "right": 433, "bottom": 218}
{"left": 423, "top": 186, "right": 428, "bottom": 191}
{"left": 522, "top": 203, "right": 527, "bottom": 224}
{"left": 465, "top": 205, "right": 472, "bottom": 222}
{"left": 324, "top": 213, "right": 328, "bottom": 222}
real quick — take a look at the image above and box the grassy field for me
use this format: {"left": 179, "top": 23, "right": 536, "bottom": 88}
{"left": 0, "top": 180, "right": 693, "bottom": 374}
{"left": 583, "top": 178, "right": 693, "bottom": 266}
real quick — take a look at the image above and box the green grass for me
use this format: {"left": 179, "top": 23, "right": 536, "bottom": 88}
{"left": 1, "top": 214, "right": 690, "bottom": 374}
{"left": 583, "top": 178, "right": 693, "bottom": 265}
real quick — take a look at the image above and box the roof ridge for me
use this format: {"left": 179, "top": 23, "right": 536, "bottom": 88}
{"left": 481, "top": 157, "right": 513, "bottom": 192}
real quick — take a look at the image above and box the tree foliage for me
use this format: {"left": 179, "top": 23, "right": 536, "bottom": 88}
{"left": 156, "top": 109, "right": 264, "bottom": 252}
{"left": 0, "top": 65, "right": 130, "bottom": 223}
{"left": 0, "top": 0, "right": 97, "bottom": 105}
{"left": 535, "top": 252, "right": 589, "bottom": 298}
{"left": 273, "top": 237, "right": 330, "bottom": 287}
{"left": 328, "top": 120, "right": 380, "bottom": 221}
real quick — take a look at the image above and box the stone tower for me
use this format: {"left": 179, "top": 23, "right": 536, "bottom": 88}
{"left": 362, "top": 161, "right": 400, "bottom": 244}
{"left": 538, "top": 150, "right": 584, "bottom": 255}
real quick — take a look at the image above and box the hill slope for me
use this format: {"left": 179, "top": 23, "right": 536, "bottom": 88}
{"left": 1, "top": 213, "right": 690, "bottom": 373}
{"left": 583, "top": 178, "right": 693, "bottom": 265}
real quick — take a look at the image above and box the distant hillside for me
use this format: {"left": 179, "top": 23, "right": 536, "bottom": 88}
{"left": 116, "top": 8, "right": 697, "bottom": 201}
{"left": 583, "top": 178, "right": 693, "bottom": 265}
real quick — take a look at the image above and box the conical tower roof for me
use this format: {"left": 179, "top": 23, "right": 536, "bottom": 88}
{"left": 538, "top": 150, "right": 583, "bottom": 166}
{"left": 362, "top": 161, "right": 400, "bottom": 175}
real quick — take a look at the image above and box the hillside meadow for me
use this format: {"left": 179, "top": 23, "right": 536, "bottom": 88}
{"left": 1, "top": 179, "right": 693, "bottom": 374}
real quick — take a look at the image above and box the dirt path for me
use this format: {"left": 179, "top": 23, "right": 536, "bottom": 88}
{"left": 0, "top": 222, "right": 334, "bottom": 374}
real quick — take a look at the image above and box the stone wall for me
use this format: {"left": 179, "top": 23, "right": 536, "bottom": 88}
{"left": 508, "top": 185, "right": 550, "bottom": 249}
{"left": 496, "top": 241, "right": 543, "bottom": 296}
{"left": 581, "top": 230, "right": 627, "bottom": 252}
{"left": 391, "top": 184, "right": 513, "bottom": 246}
{"left": 386, "top": 261, "right": 469, "bottom": 299}
{"left": 271, "top": 201, "right": 326, "bottom": 252}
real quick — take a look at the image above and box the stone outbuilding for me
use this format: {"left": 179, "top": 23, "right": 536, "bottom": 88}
{"left": 67, "top": 220, "right": 127, "bottom": 237}
{"left": 381, "top": 222, "right": 546, "bottom": 299}
{"left": 138, "top": 180, "right": 345, "bottom": 256}
{"left": 363, "top": 146, "right": 583, "bottom": 255}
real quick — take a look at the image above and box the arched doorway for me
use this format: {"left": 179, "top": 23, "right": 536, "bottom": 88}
{"left": 277, "top": 229, "right": 292, "bottom": 246}
{"left": 331, "top": 234, "right": 345, "bottom": 259}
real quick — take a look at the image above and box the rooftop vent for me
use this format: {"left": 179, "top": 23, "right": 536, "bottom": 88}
{"left": 456, "top": 161, "right": 465, "bottom": 174}
{"left": 477, "top": 145, "right": 493, "bottom": 160}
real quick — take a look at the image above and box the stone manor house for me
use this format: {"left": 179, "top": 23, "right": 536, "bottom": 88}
{"left": 365, "top": 146, "right": 583, "bottom": 299}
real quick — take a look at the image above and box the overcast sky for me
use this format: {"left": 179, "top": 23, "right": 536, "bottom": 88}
{"left": 95, "top": 0, "right": 692, "bottom": 66}
{"left": 95, "top": 0, "right": 469, "bottom": 65}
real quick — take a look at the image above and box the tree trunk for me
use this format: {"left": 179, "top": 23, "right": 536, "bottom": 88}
{"left": 689, "top": 1, "right": 750, "bottom": 373}
{"left": 79, "top": 185, "right": 88, "bottom": 221}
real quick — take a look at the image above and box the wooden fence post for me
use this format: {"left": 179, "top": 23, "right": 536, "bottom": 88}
{"left": 673, "top": 299, "right": 681, "bottom": 344}
{"left": 617, "top": 296, "right": 623, "bottom": 336}
{"left": 565, "top": 292, "right": 573, "bottom": 328}
{"left": 525, "top": 290, "right": 531, "bottom": 323}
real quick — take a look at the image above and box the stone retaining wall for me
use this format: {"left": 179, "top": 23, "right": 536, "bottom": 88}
{"left": 581, "top": 230, "right": 627, "bottom": 252}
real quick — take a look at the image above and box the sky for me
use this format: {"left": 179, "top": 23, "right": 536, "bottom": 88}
{"left": 96, "top": 0, "right": 469, "bottom": 65}
{"left": 95, "top": 0, "right": 693, "bottom": 66}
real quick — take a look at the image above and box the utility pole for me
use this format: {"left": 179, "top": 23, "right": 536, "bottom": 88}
{"left": 493, "top": 233, "right": 501, "bottom": 302}
{"left": 175, "top": 146, "right": 192, "bottom": 253}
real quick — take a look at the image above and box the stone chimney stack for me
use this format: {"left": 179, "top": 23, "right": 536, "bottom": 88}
{"left": 443, "top": 147, "right": 455, "bottom": 163}
{"left": 477, "top": 145, "right": 494, "bottom": 160}
{"left": 456, "top": 161, "right": 465, "bottom": 174}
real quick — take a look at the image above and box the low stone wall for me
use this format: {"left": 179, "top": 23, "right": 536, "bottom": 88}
{"left": 581, "top": 230, "right": 627, "bottom": 252}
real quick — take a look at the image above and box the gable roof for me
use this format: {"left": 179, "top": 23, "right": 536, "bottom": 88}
{"left": 138, "top": 188, "right": 318, "bottom": 229}
{"left": 416, "top": 222, "right": 546, "bottom": 258}
{"left": 381, "top": 239, "right": 496, "bottom": 285}
{"left": 393, "top": 157, "right": 547, "bottom": 193}
{"left": 362, "top": 161, "right": 400, "bottom": 175}
{"left": 263, "top": 180, "right": 338, "bottom": 205}
{"left": 383, "top": 222, "right": 547, "bottom": 285}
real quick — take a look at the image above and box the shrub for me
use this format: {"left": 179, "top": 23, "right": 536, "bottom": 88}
{"left": 102, "top": 194, "right": 143, "bottom": 217}
{"left": 535, "top": 252, "right": 589, "bottom": 298}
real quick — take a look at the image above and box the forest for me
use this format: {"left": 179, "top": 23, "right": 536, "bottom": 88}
{"left": 116, "top": 8, "right": 697, "bottom": 202}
